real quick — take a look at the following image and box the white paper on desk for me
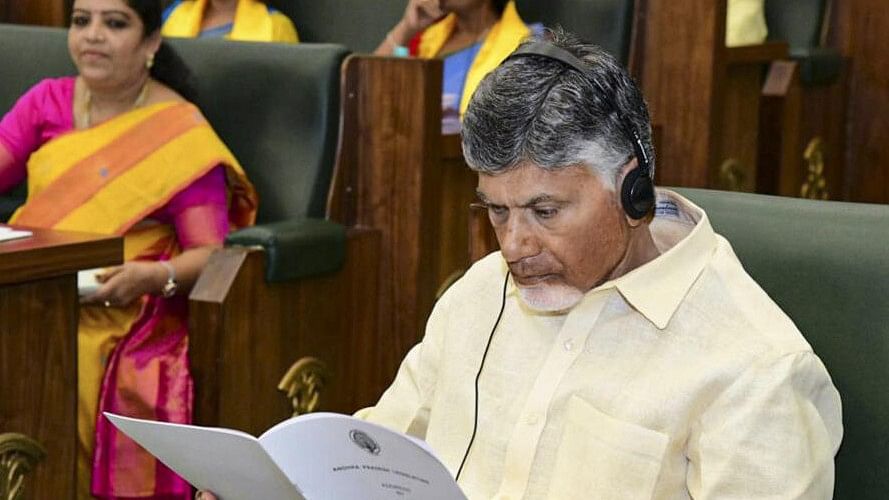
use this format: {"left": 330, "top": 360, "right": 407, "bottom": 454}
{"left": 77, "top": 268, "right": 105, "bottom": 296}
{"left": 0, "top": 225, "right": 32, "bottom": 243}
{"left": 105, "top": 412, "right": 466, "bottom": 500}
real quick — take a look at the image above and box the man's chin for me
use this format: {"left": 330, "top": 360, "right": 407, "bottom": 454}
{"left": 516, "top": 283, "right": 584, "bottom": 313}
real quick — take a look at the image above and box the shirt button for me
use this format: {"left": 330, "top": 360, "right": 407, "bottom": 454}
{"left": 563, "top": 339, "right": 575, "bottom": 351}
{"left": 525, "top": 412, "right": 539, "bottom": 425}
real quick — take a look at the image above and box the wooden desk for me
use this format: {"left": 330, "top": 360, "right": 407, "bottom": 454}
{"left": 0, "top": 226, "right": 121, "bottom": 498}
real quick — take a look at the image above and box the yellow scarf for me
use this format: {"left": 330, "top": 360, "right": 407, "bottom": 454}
{"left": 162, "top": 0, "right": 299, "bottom": 43}
{"left": 417, "top": 1, "right": 531, "bottom": 115}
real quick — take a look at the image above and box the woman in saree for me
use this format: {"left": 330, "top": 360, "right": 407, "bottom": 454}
{"left": 0, "top": 0, "right": 256, "bottom": 497}
{"left": 161, "top": 0, "right": 299, "bottom": 42}
{"left": 376, "top": 0, "right": 536, "bottom": 131}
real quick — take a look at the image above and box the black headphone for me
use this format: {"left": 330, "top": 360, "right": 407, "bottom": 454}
{"left": 504, "top": 41, "right": 655, "bottom": 220}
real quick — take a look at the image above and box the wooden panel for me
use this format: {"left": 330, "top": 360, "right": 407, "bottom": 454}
{"left": 0, "top": 276, "right": 76, "bottom": 498}
{"left": 0, "top": 0, "right": 65, "bottom": 26}
{"left": 800, "top": 71, "right": 848, "bottom": 200}
{"left": 643, "top": 0, "right": 725, "bottom": 187}
{"left": 328, "top": 56, "right": 443, "bottom": 383}
{"left": 0, "top": 229, "right": 121, "bottom": 498}
{"left": 757, "top": 61, "right": 803, "bottom": 195}
{"left": 189, "top": 228, "right": 381, "bottom": 435}
{"left": 435, "top": 133, "right": 477, "bottom": 290}
{"left": 0, "top": 226, "right": 121, "bottom": 286}
{"left": 833, "top": 0, "right": 889, "bottom": 202}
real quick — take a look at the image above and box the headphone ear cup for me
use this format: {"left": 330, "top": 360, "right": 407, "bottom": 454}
{"left": 620, "top": 167, "right": 655, "bottom": 219}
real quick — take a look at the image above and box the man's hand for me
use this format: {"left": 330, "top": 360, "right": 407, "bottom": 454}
{"left": 80, "top": 261, "right": 166, "bottom": 307}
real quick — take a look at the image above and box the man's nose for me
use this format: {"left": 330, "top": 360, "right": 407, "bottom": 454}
{"left": 497, "top": 214, "right": 539, "bottom": 263}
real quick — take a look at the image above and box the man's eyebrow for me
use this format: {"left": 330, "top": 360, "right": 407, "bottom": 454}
{"left": 519, "top": 194, "right": 564, "bottom": 208}
{"left": 474, "top": 189, "right": 492, "bottom": 203}
{"left": 474, "top": 191, "right": 567, "bottom": 207}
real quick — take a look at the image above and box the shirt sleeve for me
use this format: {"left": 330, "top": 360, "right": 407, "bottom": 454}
{"left": 687, "top": 351, "right": 843, "bottom": 499}
{"left": 0, "top": 81, "right": 47, "bottom": 191}
{"left": 354, "top": 291, "right": 450, "bottom": 438}
{"left": 164, "top": 165, "right": 230, "bottom": 249}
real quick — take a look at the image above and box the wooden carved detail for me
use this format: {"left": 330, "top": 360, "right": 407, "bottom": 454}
{"left": 277, "top": 357, "right": 330, "bottom": 417}
{"left": 718, "top": 158, "right": 748, "bottom": 192}
{"left": 800, "top": 137, "right": 830, "bottom": 200}
{"left": 0, "top": 433, "right": 46, "bottom": 500}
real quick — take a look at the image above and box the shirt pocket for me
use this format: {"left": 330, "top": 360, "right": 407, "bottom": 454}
{"left": 546, "top": 395, "right": 669, "bottom": 500}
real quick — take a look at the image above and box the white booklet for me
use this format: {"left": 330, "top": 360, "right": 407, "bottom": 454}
{"left": 0, "top": 225, "right": 31, "bottom": 243}
{"left": 105, "top": 412, "right": 467, "bottom": 500}
{"left": 78, "top": 268, "right": 104, "bottom": 297}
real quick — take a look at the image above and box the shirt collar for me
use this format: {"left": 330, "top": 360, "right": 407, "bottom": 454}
{"left": 608, "top": 189, "right": 718, "bottom": 329}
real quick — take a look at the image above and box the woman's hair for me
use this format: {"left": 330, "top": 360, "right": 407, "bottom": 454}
{"left": 492, "top": 0, "right": 509, "bottom": 15}
{"left": 125, "top": 0, "right": 198, "bottom": 101}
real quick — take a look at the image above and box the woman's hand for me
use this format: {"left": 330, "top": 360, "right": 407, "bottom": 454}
{"left": 81, "top": 261, "right": 166, "bottom": 307}
{"left": 195, "top": 492, "right": 216, "bottom": 500}
{"left": 400, "top": 0, "right": 447, "bottom": 35}
{"left": 376, "top": 0, "right": 447, "bottom": 53}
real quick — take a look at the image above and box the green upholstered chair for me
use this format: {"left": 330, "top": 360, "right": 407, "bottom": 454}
{"left": 272, "top": 0, "right": 404, "bottom": 53}
{"left": 166, "top": 37, "right": 350, "bottom": 281}
{"left": 764, "top": 0, "right": 840, "bottom": 86}
{"left": 677, "top": 187, "right": 889, "bottom": 500}
{"left": 514, "top": 0, "right": 638, "bottom": 65}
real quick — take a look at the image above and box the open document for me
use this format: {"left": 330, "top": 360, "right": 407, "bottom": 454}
{"left": 105, "top": 412, "right": 467, "bottom": 500}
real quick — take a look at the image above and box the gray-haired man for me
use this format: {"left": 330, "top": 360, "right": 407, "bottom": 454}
{"left": 360, "top": 31, "right": 841, "bottom": 499}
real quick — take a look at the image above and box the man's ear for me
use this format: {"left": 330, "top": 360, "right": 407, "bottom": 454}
{"left": 615, "top": 158, "right": 648, "bottom": 227}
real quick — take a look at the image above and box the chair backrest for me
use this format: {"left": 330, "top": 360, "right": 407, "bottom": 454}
{"left": 168, "top": 37, "right": 348, "bottom": 223}
{"left": 0, "top": 24, "right": 348, "bottom": 224}
{"left": 764, "top": 0, "right": 828, "bottom": 51}
{"left": 514, "top": 0, "right": 637, "bottom": 65}
{"left": 271, "top": 0, "right": 404, "bottom": 53}
{"left": 0, "top": 24, "right": 72, "bottom": 220}
{"left": 676, "top": 187, "right": 889, "bottom": 500}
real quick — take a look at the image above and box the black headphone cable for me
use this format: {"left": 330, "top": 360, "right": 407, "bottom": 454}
{"left": 455, "top": 270, "right": 511, "bottom": 482}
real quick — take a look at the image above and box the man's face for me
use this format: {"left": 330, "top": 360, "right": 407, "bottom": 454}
{"left": 477, "top": 162, "right": 631, "bottom": 311}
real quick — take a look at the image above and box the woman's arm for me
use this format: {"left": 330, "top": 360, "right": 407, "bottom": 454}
{"left": 84, "top": 165, "right": 231, "bottom": 306}
{"left": 84, "top": 243, "right": 220, "bottom": 306}
{"left": 0, "top": 144, "right": 22, "bottom": 194}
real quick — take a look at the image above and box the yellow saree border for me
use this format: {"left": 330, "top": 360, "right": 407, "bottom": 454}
{"left": 10, "top": 102, "right": 257, "bottom": 236}
{"left": 418, "top": 1, "right": 531, "bottom": 115}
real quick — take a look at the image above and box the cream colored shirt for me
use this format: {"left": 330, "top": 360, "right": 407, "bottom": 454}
{"left": 359, "top": 189, "right": 842, "bottom": 499}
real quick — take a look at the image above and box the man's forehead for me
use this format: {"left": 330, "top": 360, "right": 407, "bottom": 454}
{"left": 476, "top": 162, "right": 599, "bottom": 201}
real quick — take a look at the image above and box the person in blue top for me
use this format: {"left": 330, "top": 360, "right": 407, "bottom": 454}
{"left": 161, "top": 0, "right": 298, "bottom": 42}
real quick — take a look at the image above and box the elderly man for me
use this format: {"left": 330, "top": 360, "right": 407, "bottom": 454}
{"left": 201, "top": 30, "right": 841, "bottom": 500}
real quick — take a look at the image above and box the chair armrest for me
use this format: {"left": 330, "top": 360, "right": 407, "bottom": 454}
{"left": 724, "top": 41, "right": 789, "bottom": 65}
{"left": 225, "top": 218, "right": 346, "bottom": 283}
{"left": 790, "top": 47, "right": 843, "bottom": 86}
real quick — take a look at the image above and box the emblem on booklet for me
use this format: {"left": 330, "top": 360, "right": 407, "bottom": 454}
{"left": 350, "top": 429, "right": 381, "bottom": 455}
